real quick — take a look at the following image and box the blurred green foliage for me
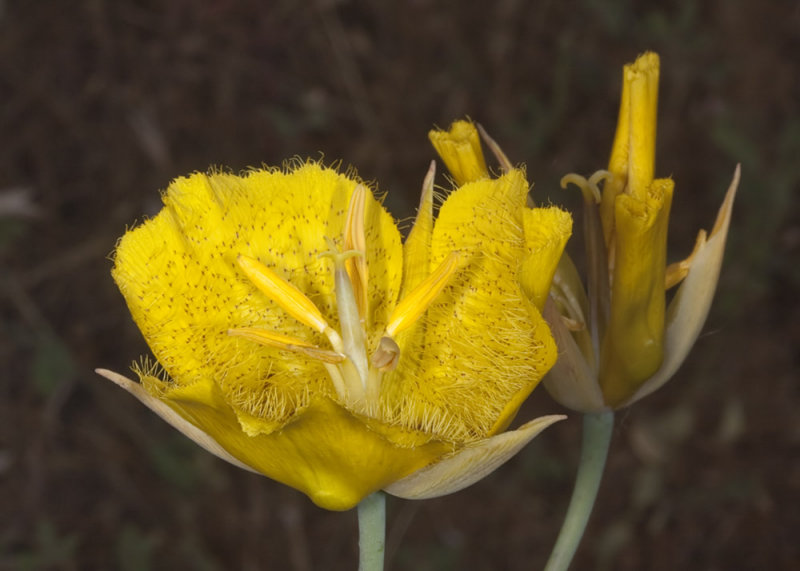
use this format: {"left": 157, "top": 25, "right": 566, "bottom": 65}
{"left": 8, "top": 520, "right": 79, "bottom": 571}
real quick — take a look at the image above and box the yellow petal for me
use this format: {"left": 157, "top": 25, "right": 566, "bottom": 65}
{"left": 384, "top": 414, "right": 565, "bottom": 499}
{"left": 599, "top": 177, "right": 673, "bottom": 407}
{"left": 519, "top": 206, "right": 573, "bottom": 310}
{"left": 111, "top": 163, "right": 403, "bottom": 427}
{"left": 623, "top": 166, "right": 739, "bottom": 406}
{"left": 382, "top": 169, "right": 560, "bottom": 440}
{"left": 120, "top": 367, "right": 451, "bottom": 511}
{"left": 429, "top": 120, "right": 489, "bottom": 186}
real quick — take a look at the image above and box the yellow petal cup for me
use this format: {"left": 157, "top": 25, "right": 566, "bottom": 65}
{"left": 545, "top": 52, "right": 739, "bottom": 411}
{"left": 100, "top": 137, "right": 572, "bottom": 510}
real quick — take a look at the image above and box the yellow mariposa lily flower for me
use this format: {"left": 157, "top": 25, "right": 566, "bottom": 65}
{"left": 99, "top": 146, "right": 572, "bottom": 510}
{"left": 544, "top": 52, "right": 739, "bottom": 411}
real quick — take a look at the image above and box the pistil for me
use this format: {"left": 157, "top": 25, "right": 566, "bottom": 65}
{"left": 320, "top": 240, "right": 370, "bottom": 394}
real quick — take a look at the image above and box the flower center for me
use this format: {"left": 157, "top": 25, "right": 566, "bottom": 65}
{"left": 228, "top": 184, "right": 461, "bottom": 415}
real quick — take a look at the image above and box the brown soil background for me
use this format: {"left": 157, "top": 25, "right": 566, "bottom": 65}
{"left": 2, "top": 1, "right": 798, "bottom": 570}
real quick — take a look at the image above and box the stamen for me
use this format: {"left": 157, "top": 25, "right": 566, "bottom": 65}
{"left": 344, "top": 184, "right": 369, "bottom": 319}
{"left": 371, "top": 336, "right": 400, "bottom": 371}
{"left": 227, "top": 328, "right": 345, "bottom": 364}
{"left": 238, "top": 255, "right": 329, "bottom": 334}
{"left": 385, "top": 251, "right": 461, "bottom": 337}
{"left": 322, "top": 363, "right": 349, "bottom": 402}
{"left": 665, "top": 229, "right": 707, "bottom": 289}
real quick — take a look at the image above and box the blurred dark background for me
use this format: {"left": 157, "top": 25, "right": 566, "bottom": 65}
{"left": 1, "top": 1, "right": 798, "bottom": 569}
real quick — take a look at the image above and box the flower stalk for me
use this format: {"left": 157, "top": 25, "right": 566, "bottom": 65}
{"left": 544, "top": 410, "right": 614, "bottom": 571}
{"left": 542, "top": 50, "right": 737, "bottom": 571}
{"left": 358, "top": 492, "right": 386, "bottom": 571}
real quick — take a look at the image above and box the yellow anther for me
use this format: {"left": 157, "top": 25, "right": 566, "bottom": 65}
{"left": 344, "top": 184, "right": 369, "bottom": 319}
{"left": 385, "top": 251, "right": 461, "bottom": 337}
{"left": 228, "top": 328, "right": 345, "bottom": 364}
{"left": 237, "top": 255, "right": 330, "bottom": 334}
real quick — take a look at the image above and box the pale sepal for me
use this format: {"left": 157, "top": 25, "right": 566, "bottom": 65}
{"left": 95, "top": 368, "right": 257, "bottom": 473}
{"left": 541, "top": 298, "right": 607, "bottom": 413}
{"left": 623, "top": 165, "right": 739, "bottom": 406}
{"left": 383, "top": 414, "right": 565, "bottom": 500}
{"left": 550, "top": 252, "right": 590, "bottom": 333}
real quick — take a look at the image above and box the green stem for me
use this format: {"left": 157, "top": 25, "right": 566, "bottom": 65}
{"left": 544, "top": 410, "right": 614, "bottom": 571}
{"left": 358, "top": 491, "right": 386, "bottom": 571}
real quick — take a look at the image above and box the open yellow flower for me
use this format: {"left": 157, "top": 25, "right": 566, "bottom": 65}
{"left": 99, "top": 150, "right": 572, "bottom": 510}
{"left": 544, "top": 52, "right": 739, "bottom": 411}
